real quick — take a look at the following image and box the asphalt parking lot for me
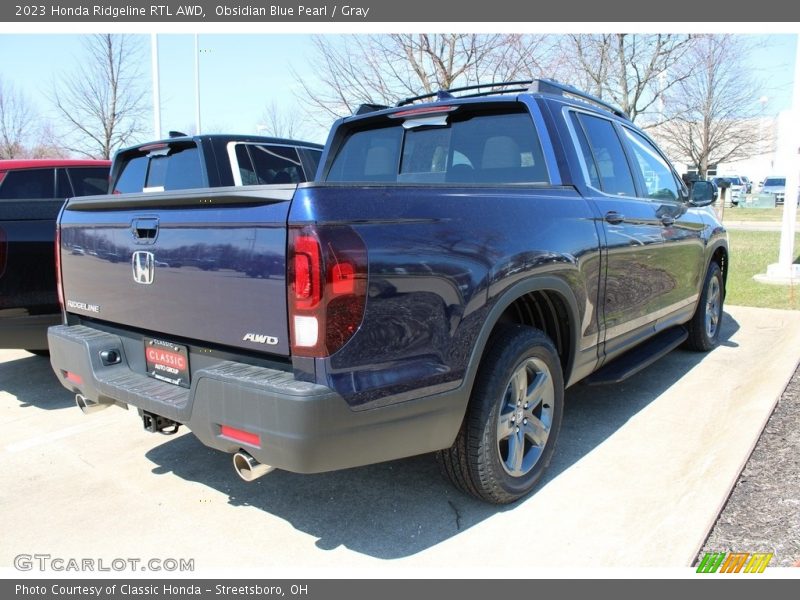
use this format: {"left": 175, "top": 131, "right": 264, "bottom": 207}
{"left": 2, "top": 305, "right": 799, "bottom": 573}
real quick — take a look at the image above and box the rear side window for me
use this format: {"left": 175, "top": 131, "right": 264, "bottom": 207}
{"left": 575, "top": 113, "right": 636, "bottom": 197}
{"left": 233, "top": 144, "right": 305, "bottom": 185}
{"left": 0, "top": 168, "right": 55, "bottom": 199}
{"left": 112, "top": 144, "right": 204, "bottom": 193}
{"left": 326, "top": 108, "right": 549, "bottom": 185}
{"left": 67, "top": 167, "right": 110, "bottom": 196}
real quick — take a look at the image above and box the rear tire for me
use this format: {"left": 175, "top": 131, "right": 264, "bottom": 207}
{"left": 685, "top": 261, "right": 724, "bottom": 352}
{"left": 437, "top": 325, "right": 564, "bottom": 504}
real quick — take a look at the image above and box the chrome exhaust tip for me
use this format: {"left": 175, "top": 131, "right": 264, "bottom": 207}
{"left": 233, "top": 451, "right": 274, "bottom": 482}
{"left": 75, "top": 393, "right": 112, "bottom": 415}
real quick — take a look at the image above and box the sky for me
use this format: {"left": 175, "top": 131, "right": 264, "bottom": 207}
{"left": 0, "top": 33, "right": 797, "bottom": 150}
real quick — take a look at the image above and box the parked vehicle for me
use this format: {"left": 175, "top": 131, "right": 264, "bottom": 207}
{"left": 48, "top": 80, "right": 727, "bottom": 504}
{"left": 0, "top": 159, "right": 110, "bottom": 350}
{"left": 740, "top": 176, "right": 752, "bottom": 194}
{"left": 760, "top": 176, "right": 787, "bottom": 204}
{"left": 110, "top": 133, "right": 322, "bottom": 193}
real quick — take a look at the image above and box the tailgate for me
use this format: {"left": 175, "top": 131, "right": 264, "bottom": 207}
{"left": 59, "top": 186, "right": 294, "bottom": 356}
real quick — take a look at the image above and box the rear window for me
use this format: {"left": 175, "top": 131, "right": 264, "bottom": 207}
{"left": 326, "top": 108, "right": 549, "bottom": 185}
{"left": 0, "top": 168, "right": 55, "bottom": 199}
{"left": 112, "top": 144, "right": 204, "bottom": 193}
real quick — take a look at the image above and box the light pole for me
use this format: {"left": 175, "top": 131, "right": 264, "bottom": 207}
{"left": 194, "top": 34, "right": 201, "bottom": 135}
{"left": 151, "top": 34, "right": 161, "bottom": 140}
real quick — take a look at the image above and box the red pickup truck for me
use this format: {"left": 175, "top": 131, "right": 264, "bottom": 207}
{"left": 0, "top": 159, "right": 110, "bottom": 351}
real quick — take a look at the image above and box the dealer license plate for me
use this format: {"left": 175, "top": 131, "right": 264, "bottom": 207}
{"left": 144, "top": 338, "right": 190, "bottom": 388}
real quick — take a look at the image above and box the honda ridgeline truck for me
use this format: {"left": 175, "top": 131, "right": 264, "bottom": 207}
{"left": 48, "top": 80, "right": 726, "bottom": 504}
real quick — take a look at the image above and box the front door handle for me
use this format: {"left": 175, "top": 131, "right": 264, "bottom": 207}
{"left": 604, "top": 211, "right": 624, "bottom": 225}
{"left": 660, "top": 216, "right": 675, "bottom": 227}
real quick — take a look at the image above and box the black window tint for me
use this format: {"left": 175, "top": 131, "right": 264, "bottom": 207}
{"left": 147, "top": 146, "right": 203, "bottom": 190}
{"left": 577, "top": 114, "right": 636, "bottom": 197}
{"left": 0, "top": 168, "right": 55, "bottom": 199}
{"left": 234, "top": 145, "right": 259, "bottom": 185}
{"left": 327, "top": 127, "right": 403, "bottom": 182}
{"left": 623, "top": 128, "right": 679, "bottom": 201}
{"left": 113, "top": 155, "right": 148, "bottom": 194}
{"left": 56, "top": 169, "right": 73, "bottom": 198}
{"left": 68, "top": 167, "right": 110, "bottom": 196}
{"left": 327, "top": 110, "right": 549, "bottom": 185}
{"left": 570, "top": 113, "right": 601, "bottom": 189}
{"left": 298, "top": 147, "right": 322, "bottom": 180}
{"left": 249, "top": 145, "right": 304, "bottom": 185}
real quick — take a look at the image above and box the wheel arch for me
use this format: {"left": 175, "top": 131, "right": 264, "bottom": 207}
{"left": 462, "top": 276, "right": 580, "bottom": 403}
{"left": 708, "top": 242, "right": 728, "bottom": 295}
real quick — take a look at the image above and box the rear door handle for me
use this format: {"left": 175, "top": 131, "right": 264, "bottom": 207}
{"left": 604, "top": 211, "right": 624, "bottom": 225}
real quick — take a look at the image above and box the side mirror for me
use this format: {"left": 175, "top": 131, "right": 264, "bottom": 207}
{"left": 690, "top": 180, "right": 716, "bottom": 207}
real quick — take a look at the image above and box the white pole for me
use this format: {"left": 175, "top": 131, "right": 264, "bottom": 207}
{"left": 150, "top": 34, "right": 161, "bottom": 140}
{"left": 760, "top": 35, "right": 800, "bottom": 284}
{"left": 776, "top": 35, "right": 800, "bottom": 271}
{"left": 194, "top": 34, "right": 201, "bottom": 135}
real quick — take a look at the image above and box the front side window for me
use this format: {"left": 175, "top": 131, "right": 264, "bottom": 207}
{"left": 623, "top": 128, "right": 680, "bottom": 201}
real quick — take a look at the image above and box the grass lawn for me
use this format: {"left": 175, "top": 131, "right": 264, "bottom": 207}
{"left": 723, "top": 206, "right": 800, "bottom": 223}
{"left": 726, "top": 230, "right": 800, "bottom": 310}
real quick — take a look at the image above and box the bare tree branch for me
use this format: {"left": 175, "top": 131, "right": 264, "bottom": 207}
{"left": 0, "top": 77, "right": 37, "bottom": 159}
{"left": 652, "top": 35, "right": 772, "bottom": 177}
{"left": 257, "top": 99, "right": 311, "bottom": 140}
{"left": 555, "top": 34, "right": 695, "bottom": 125}
{"left": 50, "top": 34, "right": 147, "bottom": 159}
{"left": 293, "top": 34, "right": 556, "bottom": 126}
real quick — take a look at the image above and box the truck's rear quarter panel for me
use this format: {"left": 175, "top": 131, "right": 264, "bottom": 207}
{"left": 292, "top": 183, "right": 601, "bottom": 409}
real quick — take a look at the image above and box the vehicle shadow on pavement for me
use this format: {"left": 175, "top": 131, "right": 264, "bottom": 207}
{"left": 0, "top": 353, "right": 74, "bottom": 410}
{"left": 144, "top": 312, "right": 740, "bottom": 560}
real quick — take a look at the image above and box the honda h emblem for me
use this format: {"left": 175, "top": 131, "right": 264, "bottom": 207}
{"left": 132, "top": 251, "right": 155, "bottom": 285}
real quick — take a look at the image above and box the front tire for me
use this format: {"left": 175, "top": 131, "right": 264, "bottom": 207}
{"left": 685, "top": 261, "right": 724, "bottom": 351}
{"left": 437, "top": 325, "right": 564, "bottom": 504}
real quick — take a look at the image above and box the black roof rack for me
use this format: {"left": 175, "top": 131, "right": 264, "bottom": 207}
{"left": 391, "top": 78, "right": 629, "bottom": 120}
{"left": 396, "top": 80, "right": 535, "bottom": 107}
{"left": 529, "top": 79, "right": 628, "bottom": 120}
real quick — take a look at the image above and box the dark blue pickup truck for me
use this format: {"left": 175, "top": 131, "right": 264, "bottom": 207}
{"left": 48, "top": 80, "right": 726, "bottom": 503}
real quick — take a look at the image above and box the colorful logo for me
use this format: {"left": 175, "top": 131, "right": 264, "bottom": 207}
{"left": 696, "top": 552, "right": 773, "bottom": 573}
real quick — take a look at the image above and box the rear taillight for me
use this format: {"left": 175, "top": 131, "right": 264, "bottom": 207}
{"left": 55, "top": 224, "right": 64, "bottom": 313}
{"left": 288, "top": 226, "right": 367, "bottom": 358}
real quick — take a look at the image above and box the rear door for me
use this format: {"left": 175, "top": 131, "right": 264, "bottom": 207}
{"left": 0, "top": 167, "right": 60, "bottom": 316}
{"left": 568, "top": 110, "right": 672, "bottom": 360}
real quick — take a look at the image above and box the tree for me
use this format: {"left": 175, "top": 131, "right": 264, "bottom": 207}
{"left": 257, "top": 99, "right": 311, "bottom": 140}
{"left": 653, "top": 35, "right": 771, "bottom": 177}
{"left": 555, "top": 34, "right": 695, "bottom": 124}
{"left": 0, "top": 77, "right": 37, "bottom": 159}
{"left": 295, "top": 34, "right": 554, "bottom": 122}
{"left": 51, "top": 34, "right": 147, "bottom": 159}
